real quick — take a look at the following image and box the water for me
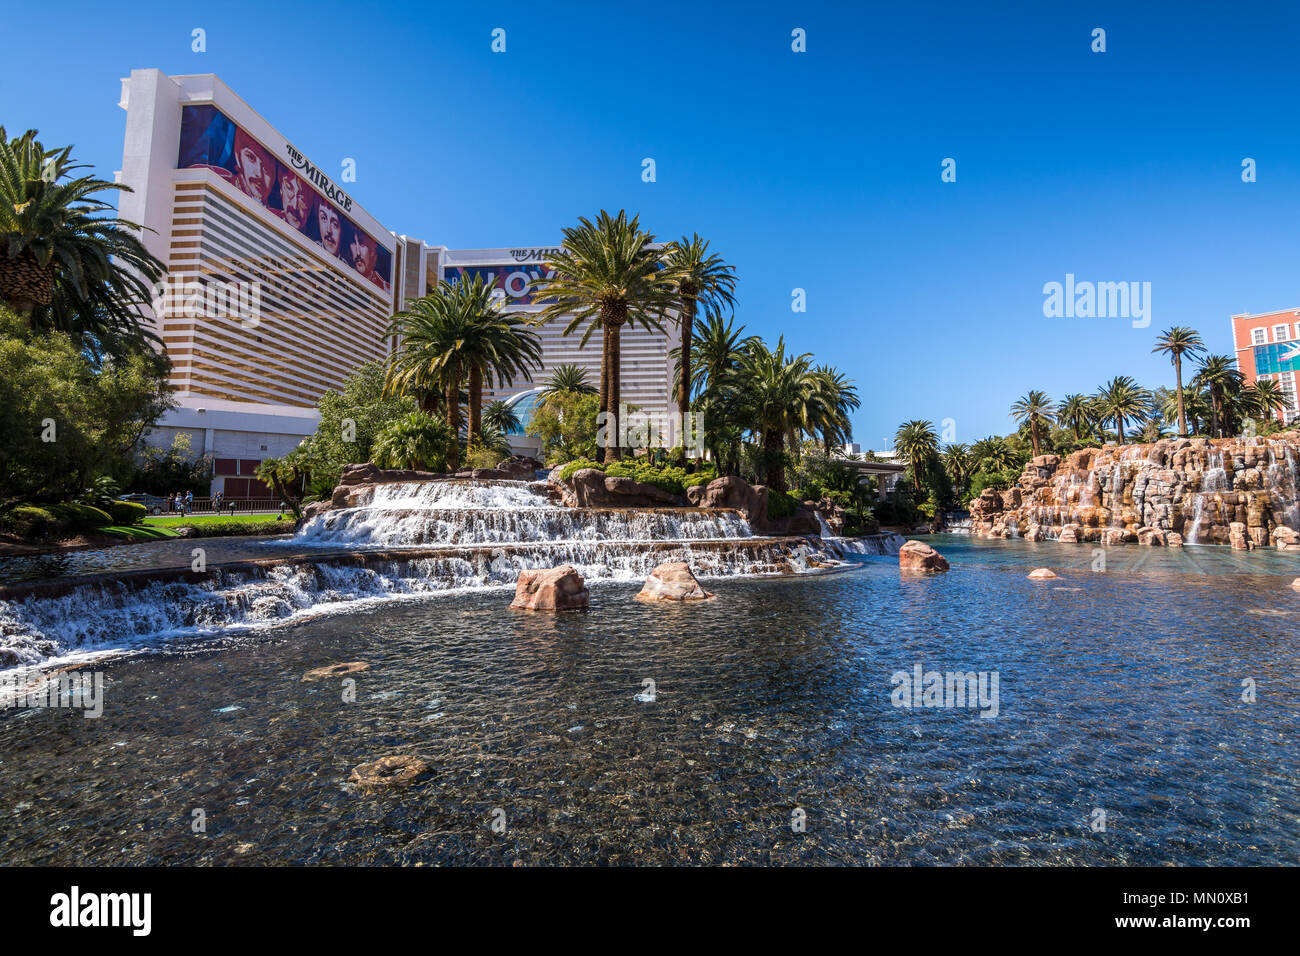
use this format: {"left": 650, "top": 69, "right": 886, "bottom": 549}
{"left": 0, "top": 535, "right": 1296, "bottom": 865}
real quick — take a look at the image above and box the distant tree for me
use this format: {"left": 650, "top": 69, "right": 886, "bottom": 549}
{"left": 1010, "top": 390, "right": 1056, "bottom": 458}
{"left": 1151, "top": 326, "right": 1206, "bottom": 438}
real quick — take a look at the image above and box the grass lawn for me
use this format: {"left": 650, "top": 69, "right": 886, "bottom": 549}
{"left": 98, "top": 524, "right": 180, "bottom": 540}
{"left": 142, "top": 513, "right": 291, "bottom": 530}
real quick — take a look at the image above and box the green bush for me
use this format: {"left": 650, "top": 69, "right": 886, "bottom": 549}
{"left": 963, "top": 467, "right": 1023, "bottom": 505}
{"left": 175, "top": 519, "right": 295, "bottom": 538}
{"left": 766, "top": 489, "right": 800, "bottom": 521}
{"left": 107, "top": 500, "right": 148, "bottom": 525}
{"left": 1, "top": 502, "right": 113, "bottom": 540}
{"left": 556, "top": 458, "right": 604, "bottom": 482}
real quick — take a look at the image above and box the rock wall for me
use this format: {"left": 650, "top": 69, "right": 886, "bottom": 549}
{"left": 969, "top": 434, "right": 1300, "bottom": 550}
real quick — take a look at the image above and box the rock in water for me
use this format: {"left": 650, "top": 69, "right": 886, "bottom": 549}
{"left": 1290, "top": 578, "right": 1300, "bottom": 591}
{"left": 635, "top": 561, "right": 713, "bottom": 602}
{"left": 899, "top": 540, "right": 950, "bottom": 573}
{"left": 302, "top": 662, "right": 370, "bottom": 682}
{"left": 1027, "top": 568, "right": 1058, "bottom": 579}
{"left": 349, "top": 755, "right": 431, "bottom": 791}
{"left": 510, "top": 565, "right": 590, "bottom": 611}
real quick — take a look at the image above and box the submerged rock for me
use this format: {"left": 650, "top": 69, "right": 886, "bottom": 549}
{"left": 302, "top": 661, "right": 371, "bottom": 682}
{"left": 510, "top": 564, "right": 590, "bottom": 611}
{"left": 899, "top": 540, "right": 949, "bottom": 573}
{"left": 635, "top": 561, "right": 713, "bottom": 602}
{"left": 348, "top": 755, "right": 431, "bottom": 791}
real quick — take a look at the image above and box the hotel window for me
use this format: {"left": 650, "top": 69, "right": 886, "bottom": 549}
{"left": 1275, "top": 325, "right": 1290, "bottom": 342}
{"left": 1252, "top": 328, "right": 1268, "bottom": 345}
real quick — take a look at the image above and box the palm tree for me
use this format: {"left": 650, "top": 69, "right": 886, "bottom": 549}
{"left": 1191, "top": 355, "right": 1243, "bottom": 438}
{"left": 737, "top": 337, "right": 816, "bottom": 491}
{"left": 1151, "top": 327, "right": 1206, "bottom": 438}
{"left": 371, "top": 411, "right": 453, "bottom": 472}
{"left": 894, "top": 420, "right": 940, "bottom": 494}
{"left": 1057, "top": 393, "right": 1093, "bottom": 443}
{"left": 0, "top": 127, "right": 165, "bottom": 352}
{"left": 1093, "top": 376, "right": 1150, "bottom": 445}
{"left": 539, "top": 363, "right": 597, "bottom": 399}
{"left": 482, "top": 399, "right": 521, "bottom": 436}
{"left": 971, "top": 435, "right": 1017, "bottom": 472}
{"left": 942, "top": 443, "right": 973, "bottom": 496}
{"left": 529, "top": 210, "right": 681, "bottom": 462}
{"left": 674, "top": 312, "right": 758, "bottom": 399}
{"left": 1245, "top": 378, "right": 1288, "bottom": 424}
{"left": 1009, "top": 390, "right": 1056, "bottom": 457}
{"left": 386, "top": 277, "right": 525, "bottom": 470}
{"left": 662, "top": 234, "right": 736, "bottom": 462}
{"left": 810, "top": 365, "right": 861, "bottom": 457}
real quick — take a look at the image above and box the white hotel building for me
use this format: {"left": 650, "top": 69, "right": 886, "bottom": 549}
{"left": 118, "top": 69, "right": 678, "bottom": 495}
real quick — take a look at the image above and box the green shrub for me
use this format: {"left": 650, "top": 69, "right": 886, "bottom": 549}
{"left": 556, "top": 458, "right": 605, "bottom": 482}
{"left": 0, "top": 502, "right": 112, "bottom": 540}
{"left": 107, "top": 500, "right": 148, "bottom": 525}
{"left": 175, "top": 520, "right": 295, "bottom": 538}
{"left": 766, "top": 489, "right": 800, "bottom": 521}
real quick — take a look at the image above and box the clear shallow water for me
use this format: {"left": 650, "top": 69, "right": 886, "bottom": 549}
{"left": 0, "top": 535, "right": 1296, "bottom": 865}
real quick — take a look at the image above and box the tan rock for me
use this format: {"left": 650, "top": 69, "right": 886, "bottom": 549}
{"left": 899, "top": 540, "right": 950, "bottom": 573}
{"left": 1166, "top": 532, "right": 1184, "bottom": 547}
{"left": 349, "top": 755, "right": 431, "bottom": 791}
{"left": 302, "top": 661, "right": 370, "bottom": 682}
{"left": 635, "top": 561, "right": 713, "bottom": 602}
{"left": 510, "top": 565, "right": 590, "bottom": 611}
{"left": 1027, "top": 568, "right": 1058, "bottom": 579}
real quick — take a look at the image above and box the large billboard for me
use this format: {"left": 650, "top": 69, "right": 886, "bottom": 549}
{"left": 1253, "top": 342, "right": 1300, "bottom": 375}
{"left": 177, "top": 104, "right": 391, "bottom": 292}
{"left": 443, "top": 263, "right": 556, "bottom": 305}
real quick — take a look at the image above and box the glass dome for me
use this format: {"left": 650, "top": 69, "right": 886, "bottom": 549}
{"left": 502, "top": 387, "right": 545, "bottom": 435}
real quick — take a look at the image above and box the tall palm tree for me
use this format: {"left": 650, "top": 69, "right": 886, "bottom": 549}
{"left": 1057, "top": 393, "right": 1093, "bottom": 443}
{"left": 1093, "top": 376, "right": 1150, "bottom": 445}
{"left": 0, "top": 127, "right": 165, "bottom": 353}
{"left": 737, "top": 337, "right": 816, "bottom": 491}
{"left": 529, "top": 210, "right": 681, "bottom": 462}
{"left": 1191, "top": 355, "right": 1243, "bottom": 438}
{"left": 1009, "top": 390, "right": 1056, "bottom": 457}
{"left": 539, "top": 363, "right": 597, "bottom": 399}
{"left": 1151, "top": 326, "right": 1206, "bottom": 438}
{"left": 662, "top": 234, "right": 736, "bottom": 462}
{"left": 894, "top": 420, "right": 940, "bottom": 494}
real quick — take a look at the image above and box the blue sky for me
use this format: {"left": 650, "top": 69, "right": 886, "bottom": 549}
{"left": 3, "top": 0, "right": 1298, "bottom": 448}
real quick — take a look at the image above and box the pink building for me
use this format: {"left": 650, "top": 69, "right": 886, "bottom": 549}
{"left": 1231, "top": 307, "right": 1300, "bottom": 422}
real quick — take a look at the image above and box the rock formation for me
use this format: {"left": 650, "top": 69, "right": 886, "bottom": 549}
{"left": 635, "top": 561, "right": 713, "bottom": 601}
{"left": 899, "top": 540, "right": 950, "bottom": 573}
{"left": 969, "top": 434, "right": 1300, "bottom": 548}
{"left": 509, "top": 564, "right": 590, "bottom": 611}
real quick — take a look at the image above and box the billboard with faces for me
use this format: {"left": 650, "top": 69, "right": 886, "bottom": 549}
{"left": 177, "top": 104, "right": 392, "bottom": 292}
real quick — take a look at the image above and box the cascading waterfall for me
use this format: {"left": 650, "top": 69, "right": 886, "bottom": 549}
{"left": 1, "top": 478, "right": 875, "bottom": 668}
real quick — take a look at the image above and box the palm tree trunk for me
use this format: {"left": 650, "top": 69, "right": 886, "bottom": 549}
{"left": 597, "top": 325, "right": 611, "bottom": 464}
{"left": 467, "top": 366, "right": 483, "bottom": 441}
{"left": 763, "top": 429, "right": 785, "bottom": 491}
{"left": 446, "top": 364, "right": 461, "bottom": 471}
{"left": 1174, "top": 356, "right": 1187, "bottom": 438}
{"left": 1031, "top": 420, "right": 1041, "bottom": 457}
{"left": 607, "top": 319, "right": 624, "bottom": 461}
{"left": 676, "top": 297, "right": 695, "bottom": 465}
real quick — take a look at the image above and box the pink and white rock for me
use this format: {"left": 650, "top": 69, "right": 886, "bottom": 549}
{"left": 635, "top": 561, "right": 713, "bottom": 602}
{"left": 1027, "top": 568, "right": 1058, "bottom": 579}
{"left": 899, "top": 540, "right": 950, "bottom": 573}
{"left": 509, "top": 565, "right": 590, "bottom": 611}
